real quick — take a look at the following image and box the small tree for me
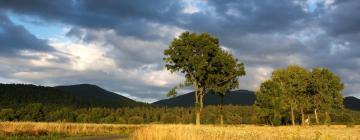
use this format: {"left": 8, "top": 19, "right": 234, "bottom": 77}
{"left": 255, "top": 80, "right": 284, "bottom": 125}
{"left": 271, "top": 65, "right": 309, "bottom": 126}
{"left": 208, "top": 50, "right": 245, "bottom": 125}
{"left": 309, "top": 68, "right": 344, "bottom": 125}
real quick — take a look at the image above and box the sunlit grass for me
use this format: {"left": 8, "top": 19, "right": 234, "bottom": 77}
{"left": 1, "top": 122, "right": 359, "bottom": 140}
{"left": 132, "top": 124, "right": 360, "bottom": 140}
{"left": 0, "top": 121, "right": 140, "bottom": 139}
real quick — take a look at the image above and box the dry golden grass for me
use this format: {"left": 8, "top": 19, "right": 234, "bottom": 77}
{"left": 0, "top": 121, "right": 140, "bottom": 137}
{"left": 132, "top": 124, "right": 360, "bottom": 140}
{"left": 1, "top": 122, "right": 359, "bottom": 140}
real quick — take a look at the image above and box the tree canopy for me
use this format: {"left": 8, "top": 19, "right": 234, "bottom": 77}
{"left": 164, "top": 32, "right": 245, "bottom": 125}
{"left": 256, "top": 65, "right": 344, "bottom": 125}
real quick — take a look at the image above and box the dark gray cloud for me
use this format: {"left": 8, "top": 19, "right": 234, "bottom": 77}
{"left": 0, "top": 13, "right": 52, "bottom": 55}
{"left": 0, "top": 0, "right": 183, "bottom": 40}
{"left": 0, "top": 0, "right": 360, "bottom": 101}
{"left": 182, "top": 0, "right": 310, "bottom": 36}
{"left": 320, "top": 0, "right": 360, "bottom": 36}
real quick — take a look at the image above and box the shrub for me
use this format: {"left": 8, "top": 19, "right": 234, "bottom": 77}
{"left": 128, "top": 116, "right": 143, "bottom": 124}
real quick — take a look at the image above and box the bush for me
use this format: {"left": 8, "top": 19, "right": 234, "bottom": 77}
{"left": 0, "top": 108, "right": 16, "bottom": 121}
{"left": 47, "top": 108, "right": 76, "bottom": 122}
{"left": 128, "top": 116, "right": 143, "bottom": 124}
{"left": 161, "top": 113, "right": 181, "bottom": 124}
{"left": 117, "top": 117, "right": 126, "bottom": 124}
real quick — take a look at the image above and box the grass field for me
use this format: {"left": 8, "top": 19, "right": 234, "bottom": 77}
{"left": 0, "top": 122, "right": 140, "bottom": 140}
{"left": 132, "top": 125, "right": 360, "bottom": 140}
{"left": 0, "top": 122, "right": 359, "bottom": 140}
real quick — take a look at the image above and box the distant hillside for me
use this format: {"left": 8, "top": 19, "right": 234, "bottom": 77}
{"left": 153, "top": 90, "right": 360, "bottom": 111}
{"left": 1, "top": 83, "right": 359, "bottom": 110}
{"left": 344, "top": 96, "right": 360, "bottom": 111}
{"left": 55, "top": 84, "right": 145, "bottom": 107}
{"left": 0, "top": 84, "right": 80, "bottom": 108}
{"left": 0, "top": 83, "right": 145, "bottom": 108}
{"left": 153, "top": 90, "right": 256, "bottom": 107}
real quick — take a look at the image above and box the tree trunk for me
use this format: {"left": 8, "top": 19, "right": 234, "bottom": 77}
{"left": 195, "top": 87, "right": 204, "bottom": 125}
{"left": 220, "top": 96, "right": 224, "bottom": 126}
{"left": 194, "top": 82, "right": 200, "bottom": 125}
{"left": 324, "top": 111, "right": 330, "bottom": 126}
{"left": 301, "top": 107, "right": 305, "bottom": 126}
{"left": 314, "top": 109, "right": 319, "bottom": 124}
{"left": 220, "top": 115, "right": 224, "bottom": 125}
{"left": 199, "top": 94, "right": 203, "bottom": 112}
{"left": 196, "top": 112, "right": 200, "bottom": 125}
{"left": 291, "top": 105, "right": 295, "bottom": 126}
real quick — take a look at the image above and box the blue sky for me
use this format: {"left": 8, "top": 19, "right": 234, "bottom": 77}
{"left": 8, "top": 12, "right": 65, "bottom": 39}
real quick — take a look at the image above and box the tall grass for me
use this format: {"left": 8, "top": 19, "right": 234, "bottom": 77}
{"left": 2, "top": 122, "right": 359, "bottom": 140}
{"left": 0, "top": 121, "right": 140, "bottom": 139}
{"left": 132, "top": 124, "right": 360, "bottom": 140}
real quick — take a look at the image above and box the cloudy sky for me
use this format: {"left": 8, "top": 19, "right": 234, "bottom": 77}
{"left": 0, "top": 0, "right": 359, "bottom": 102}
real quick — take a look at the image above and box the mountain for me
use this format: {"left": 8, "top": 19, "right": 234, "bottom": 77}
{"left": 153, "top": 90, "right": 360, "bottom": 111}
{"left": 0, "top": 84, "right": 81, "bottom": 108}
{"left": 1, "top": 83, "right": 359, "bottom": 110}
{"left": 0, "top": 83, "right": 145, "bottom": 108}
{"left": 55, "top": 84, "right": 145, "bottom": 107}
{"left": 344, "top": 96, "right": 360, "bottom": 111}
{"left": 153, "top": 90, "right": 256, "bottom": 107}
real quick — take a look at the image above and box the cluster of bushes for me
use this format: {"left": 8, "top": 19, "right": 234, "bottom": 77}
{"left": 1, "top": 103, "right": 359, "bottom": 125}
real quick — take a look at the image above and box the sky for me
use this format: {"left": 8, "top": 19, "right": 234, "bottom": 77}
{"left": 0, "top": 0, "right": 359, "bottom": 103}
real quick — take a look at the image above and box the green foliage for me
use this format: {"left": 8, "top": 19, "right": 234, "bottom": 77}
{"left": 17, "top": 103, "right": 46, "bottom": 122}
{"left": 0, "top": 103, "right": 358, "bottom": 125}
{"left": 0, "top": 108, "right": 15, "bottom": 121}
{"left": 161, "top": 113, "right": 181, "bottom": 124}
{"left": 164, "top": 31, "right": 245, "bottom": 124}
{"left": 166, "top": 87, "right": 177, "bottom": 98}
{"left": 100, "top": 114, "right": 117, "bottom": 123}
{"left": 256, "top": 65, "right": 345, "bottom": 125}
{"left": 256, "top": 80, "right": 284, "bottom": 125}
{"left": 310, "top": 68, "right": 344, "bottom": 111}
{"left": 47, "top": 107, "right": 76, "bottom": 122}
{"left": 128, "top": 116, "right": 144, "bottom": 124}
{"left": 271, "top": 65, "right": 310, "bottom": 111}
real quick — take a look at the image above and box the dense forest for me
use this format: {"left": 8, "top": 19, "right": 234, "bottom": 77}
{"left": 0, "top": 103, "right": 359, "bottom": 125}
{"left": 0, "top": 83, "right": 360, "bottom": 125}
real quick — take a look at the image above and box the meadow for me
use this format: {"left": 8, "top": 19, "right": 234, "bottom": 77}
{"left": 0, "top": 122, "right": 140, "bottom": 140}
{"left": 133, "top": 124, "right": 360, "bottom": 140}
{"left": 0, "top": 122, "right": 359, "bottom": 140}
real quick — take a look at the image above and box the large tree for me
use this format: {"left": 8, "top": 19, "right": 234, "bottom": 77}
{"left": 164, "top": 32, "right": 245, "bottom": 125}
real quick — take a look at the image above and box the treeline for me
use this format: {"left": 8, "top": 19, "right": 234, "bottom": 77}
{"left": 256, "top": 65, "right": 345, "bottom": 125}
{"left": 1, "top": 103, "right": 359, "bottom": 125}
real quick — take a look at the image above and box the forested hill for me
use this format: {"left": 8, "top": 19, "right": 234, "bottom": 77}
{"left": 0, "top": 84, "right": 145, "bottom": 108}
{"left": 153, "top": 90, "right": 256, "bottom": 107}
{"left": 344, "top": 96, "right": 360, "bottom": 111}
{"left": 153, "top": 90, "right": 360, "bottom": 110}
{"left": 54, "top": 84, "right": 144, "bottom": 107}
{"left": 1, "top": 83, "right": 360, "bottom": 110}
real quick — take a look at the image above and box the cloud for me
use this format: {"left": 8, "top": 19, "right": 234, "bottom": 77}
{"left": 0, "top": 13, "right": 53, "bottom": 55}
{"left": 0, "top": 0, "right": 185, "bottom": 40}
{"left": 0, "top": 0, "right": 360, "bottom": 101}
{"left": 320, "top": 0, "right": 360, "bottom": 36}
